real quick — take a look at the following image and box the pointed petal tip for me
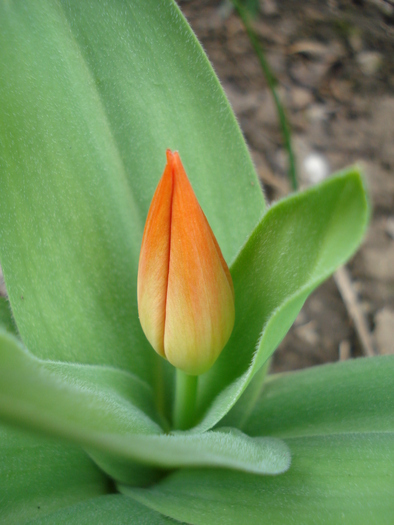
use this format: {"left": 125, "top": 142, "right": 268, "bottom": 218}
{"left": 166, "top": 149, "right": 175, "bottom": 164}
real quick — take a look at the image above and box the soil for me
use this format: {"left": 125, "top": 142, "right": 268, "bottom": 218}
{"left": 179, "top": 0, "right": 394, "bottom": 372}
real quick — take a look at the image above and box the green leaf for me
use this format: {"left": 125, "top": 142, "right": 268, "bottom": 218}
{"left": 0, "top": 331, "right": 289, "bottom": 484}
{"left": 0, "top": 0, "right": 264, "bottom": 394}
{"left": 195, "top": 168, "right": 369, "bottom": 430}
{"left": 124, "top": 433, "right": 394, "bottom": 525}
{"left": 124, "top": 357, "right": 394, "bottom": 523}
{"left": 0, "top": 329, "right": 162, "bottom": 485}
{"left": 94, "top": 428, "right": 290, "bottom": 485}
{"left": 0, "top": 296, "right": 18, "bottom": 336}
{"left": 233, "top": 355, "right": 394, "bottom": 437}
{"left": 0, "top": 425, "right": 110, "bottom": 525}
{"left": 1, "top": 424, "right": 178, "bottom": 524}
{"left": 0, "top": 330, "right": 162, "bottom": 436}
{"left": 26, "top": 495, "right": 179, "bottom": 525}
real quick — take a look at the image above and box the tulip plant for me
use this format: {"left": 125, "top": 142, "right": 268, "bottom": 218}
{"left": 0, "top": 2, "right": 393, "bottom": 524}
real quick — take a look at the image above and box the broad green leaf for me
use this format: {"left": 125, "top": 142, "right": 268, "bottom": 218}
{"left": 0, "top": 329, "right": 162, "bottom": 485}
{"left": 0, "top": 331, "right": 289, "bottom": 484}
{"left": 0, "top": 1, "right": 264, "bottom": 395}
{"left": 90, "top": 428, "right": 290, "bottom": 484}
{"left": 230, "top": 355, "right": 394, "bottom": 437}
{"left": 195, "top": 169, "right": 369, "bottom": 430}
{"left": 0, "top": 296, "right": 17, "bottom": 336}
{"left": 0, "top": 330, "right": 162, "bottom": 436}
{"left": 124, "top": 433, "right": 394, "bottom": 525}
{"left": 26, "top": 495, "right": 179, "bottom": 525}
{"left": 0, "top": 425, "right": 110, "bottom": 525}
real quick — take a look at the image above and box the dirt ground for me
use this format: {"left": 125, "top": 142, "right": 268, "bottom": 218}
{"left": 179, "top": 0, "right": 394, "bottom": 371}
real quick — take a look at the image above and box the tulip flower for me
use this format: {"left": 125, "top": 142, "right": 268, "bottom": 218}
{"left": 138, "top": 150, "right": 235, "bottom": 376}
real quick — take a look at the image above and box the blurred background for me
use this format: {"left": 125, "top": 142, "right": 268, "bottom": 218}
{"left": 179, "top": 0, "right": 394, "bottom": 371}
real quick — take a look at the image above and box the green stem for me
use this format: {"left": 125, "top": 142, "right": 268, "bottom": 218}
{"left": 173, "top": 369, "right": 198, "bottom": 430}
{"left": 231, "top": 0, "right": 298, "bottom": 191}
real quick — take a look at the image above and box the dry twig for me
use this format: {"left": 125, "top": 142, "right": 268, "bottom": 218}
{"left": 339, "top": 339, "right": 351, "bottom": 361}
{"left": 334, "top": 266, "right": 375, "bottom": 357}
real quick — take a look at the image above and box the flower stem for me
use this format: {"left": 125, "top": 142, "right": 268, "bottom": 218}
{"left": 173, "top": 369, "right": 198, "bottom": 430}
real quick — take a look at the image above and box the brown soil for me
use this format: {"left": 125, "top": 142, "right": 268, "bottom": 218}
{"left": 179, "top": 0, "right": 394, "bottom": 371}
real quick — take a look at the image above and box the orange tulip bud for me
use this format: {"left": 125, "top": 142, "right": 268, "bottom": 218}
{"left": 137, "top": 150, "right": 235, "bottom": 375}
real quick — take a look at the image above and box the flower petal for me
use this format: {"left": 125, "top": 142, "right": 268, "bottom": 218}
{"left": 138, "top": 152, "right": 174, "bottom": 357}
{"left": 164, "top": 152, "right": 235, "bottom": 375}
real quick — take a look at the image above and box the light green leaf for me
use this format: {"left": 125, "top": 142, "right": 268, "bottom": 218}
{"left": 125, "top": 433, "right": 394, "bottom": 525}
{"left": 195, "top": 168, "right": 369, "bottom": 430}
{"left": 0, "top": 425, "right": 110, "bottom": 525}
{"left": 0, "top": 331, "right": 289, "bottom": 484}
{"left": 0, "top": 330, "right": 162, "bottom": 436}
{"left": 0, "top": 296, "right": 17, "bottom": 336}
{"left": 124, "top": 357, "right": 394, "bottom": 523}
{"left": 0, "top": 329, "right": 162, "bottom": 485}
{"left": 26, "top": 495, "right": 179, "bottom": 525}
{"left": 0, "top": 0, "right": 264, "bottom": 396}
{"left": 234, "top": 355, "right": 394, "bottom": 437}
{"left": 94, "top": 428, "right": 290, "bottom": 485}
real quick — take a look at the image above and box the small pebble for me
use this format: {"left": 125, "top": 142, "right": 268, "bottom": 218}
{"left": 357, "top": 51, "right": 383, "bottom": 77}
{"left": 303, "top": 152, "right": 330, "bottom": 184}
{"left": 260, "top": 0, "right": 279, "bottom": 16}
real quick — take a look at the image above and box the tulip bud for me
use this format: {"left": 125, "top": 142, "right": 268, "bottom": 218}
{"left": 137, "top": 150, "right": 235, "bottom": 375}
